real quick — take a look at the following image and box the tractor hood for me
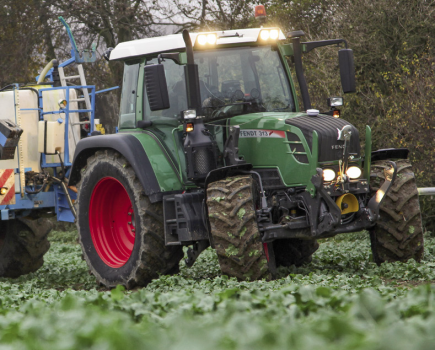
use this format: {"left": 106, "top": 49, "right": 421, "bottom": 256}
{"left": 284, "top": 113, "right": 360, "bottom": 162}
{"left": 230, "top": 112, "right": 361, "bottom": 174}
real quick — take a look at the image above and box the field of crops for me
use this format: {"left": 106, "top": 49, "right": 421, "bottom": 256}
{"left": 1, "top": 229, "right": 435, "bottom": 349}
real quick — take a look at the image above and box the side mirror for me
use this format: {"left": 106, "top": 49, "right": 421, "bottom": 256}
{"left": 144, "top": 64, "right": 170, "bottom": 111}
{"left": 338, "top": 49, "right": 356, "bottom": 93}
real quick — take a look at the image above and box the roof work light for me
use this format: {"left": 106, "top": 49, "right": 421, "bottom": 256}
{"left": 259, "top": 29, "right": 279, "bottom": 42}
{"left": 196, "top": 33, "right": 217, "bottom": 46}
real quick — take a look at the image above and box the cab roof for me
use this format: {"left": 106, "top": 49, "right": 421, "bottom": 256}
{"left": 110, "top": 28, "right": 286, "bottom": 61}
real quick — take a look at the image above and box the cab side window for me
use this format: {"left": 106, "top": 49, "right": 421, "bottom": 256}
{"left": 119, "top": 61, "right": 140, "bottom": 129}
{"left": 143, "top": 59, "right": 187, "bottom": 121}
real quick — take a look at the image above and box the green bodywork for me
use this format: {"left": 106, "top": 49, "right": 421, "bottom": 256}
{"left": 231, "top": 112, "right": 315, "bottom": 187}
{"left": 117, "top": 41, "right": 370, "bottom": 194}
{"left": 131, "top": 132, "right": 183, "bottom": 192}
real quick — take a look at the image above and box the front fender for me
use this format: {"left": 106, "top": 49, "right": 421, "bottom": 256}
{"left": 371, "top": 148, "right": 409, "bottom": 162}
{"left": 204, "top": 164, "right": 253, "bottom": 189}
{"left": 68, "top": 133, "right": 183, "bottom": 203}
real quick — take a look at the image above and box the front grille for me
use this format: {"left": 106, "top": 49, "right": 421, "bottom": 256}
{"left": 286, "top": 132, "right": 308, "bottom": 163}
{"left": 285, "top": 114, "right": 360, "bottom": 162}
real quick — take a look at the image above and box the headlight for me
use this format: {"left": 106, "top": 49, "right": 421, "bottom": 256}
{"left": 183, "top": 110, "right": 196, "bottom": 119}
{"left": 323, "top": 169, "right": 336, "bottom": 182}
{"left": 197, "top": 35, "right": 207, "bottom": 45}
{"left": 346, "top": 166, "right": 362, "bottom": 179}
{"left": 197, "top": 33, "right": 217, "bottom": 46}
{"left": 260, "top": 30, "right": 270, "bottom": 40}
{"left": 327, "top": 97, "right": 343, "bottom": 107}
{"left": 270, "top": 29, "right": 279, "bottom": 40}
{"left": 206, "top": 34, "right": 217, "bottom": 45}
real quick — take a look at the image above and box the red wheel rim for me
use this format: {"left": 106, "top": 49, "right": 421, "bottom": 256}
{"left": 89, "top": 177, "right": 136, "bottom": 268}
{"left": 263, "top": 243, "right": 270, "bottom": 262}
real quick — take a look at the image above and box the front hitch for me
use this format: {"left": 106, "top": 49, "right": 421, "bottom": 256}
{"left": 309, "top": 162, "right": 397, "bottom": 235}
{"left": 258, "top": 162, "right": 399, "bottom": 242}
{"left": 367, "top": 161, "right": 398, "bottom": 221}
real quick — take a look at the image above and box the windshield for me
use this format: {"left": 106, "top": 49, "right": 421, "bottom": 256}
{"left": 195, "top": 45, "right": 295, "bottom": 119}
{"left": 142, "top": 45, "right": 295, "bottom": 122}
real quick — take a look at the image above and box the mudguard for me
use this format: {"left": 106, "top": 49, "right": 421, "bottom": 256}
{"left": 371, "top": 148, "right": 409, "bottom": 162}
{"left": 204, "top": 164, "right": 253, "bottom": 189}
{"left": 68, "top": 133, "right": 181, "bottom": 203}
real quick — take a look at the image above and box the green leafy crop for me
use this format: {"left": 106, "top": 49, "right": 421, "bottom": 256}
{"left": 0, "top": 230, "right": 434, "bottom": 349}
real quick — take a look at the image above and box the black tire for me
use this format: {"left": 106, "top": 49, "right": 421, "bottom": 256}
{"left": 0, "top": 216, "right": 51, "bottom": 278}
{"left": 76, "top": 150, "right": 183, "bottom": 289}
{"left": 369, "top": 159, "right": 424, "bottom": 264}
{"left": 273, "top": 238, "right": 319, "bottom": 267}
{"left": 207, "top": 175, "right": 271, "bottom": 281}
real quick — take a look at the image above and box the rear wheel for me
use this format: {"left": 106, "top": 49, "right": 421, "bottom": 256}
{"left": 207, "top": 175, "right": 271, "bottom": 281}
{"left": 369, "top": 159, "right": 424, "bottom": 264}
{"left": 0, "top": 216, "right": 51, "bottom": 278}
{"left": 76, "top": 150, "right": 183, "bottom": 289}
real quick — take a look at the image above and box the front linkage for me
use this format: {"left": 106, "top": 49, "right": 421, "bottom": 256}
{"left": 259, "top": 162, "right": 398, "bottom": 243}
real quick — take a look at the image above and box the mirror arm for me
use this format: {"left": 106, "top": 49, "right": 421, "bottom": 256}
{"left": 182, "top": 30, "right": 195, "bottom": 65}
{"left": 291, "top": 36, "right": 311, "bottom": 111}
{"left": 158, "top": 52, "right": 181, "bottom": 65}
{"left": 302, "top": 39, "right": 348, "bottom": 54}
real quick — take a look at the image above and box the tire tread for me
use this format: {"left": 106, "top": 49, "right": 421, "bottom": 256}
{"left": 369, "top": 159, "right": 424, "bottom": 264}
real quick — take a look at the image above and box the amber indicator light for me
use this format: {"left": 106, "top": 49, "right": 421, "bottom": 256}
{"left": 255, "top": 5, "right": 266, "bottom": 18}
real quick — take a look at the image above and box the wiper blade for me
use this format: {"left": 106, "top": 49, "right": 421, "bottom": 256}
{"left": 204, "top": 102, "right": 252, "bottom": 109}
{"left": 270, "top": 104, "right": 291, "bottom": 112}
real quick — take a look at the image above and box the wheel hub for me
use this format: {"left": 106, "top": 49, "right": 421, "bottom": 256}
{"left": 89, "top": 177, "right": 136, "bottom": 268}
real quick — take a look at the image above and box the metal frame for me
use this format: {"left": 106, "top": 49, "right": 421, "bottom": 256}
{"left": 0, "top": 17, "right": 118, "bottom": 223}
{"left": 38, "top": 85, "right": 96, "bottom": 167}
{"left": 419, "top": 188, "right": 435, "bottom": 196}
{"left": 0, "top": 83, "right": 94, "bottom": 221}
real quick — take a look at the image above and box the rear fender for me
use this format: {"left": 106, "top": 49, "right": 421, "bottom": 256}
{"left": 68, "top": 133, "right": 182, "bottom": 203}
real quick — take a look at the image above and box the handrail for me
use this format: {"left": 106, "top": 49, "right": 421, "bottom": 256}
{"left": 418, "top": 188, "right": 435, "bottom": 196}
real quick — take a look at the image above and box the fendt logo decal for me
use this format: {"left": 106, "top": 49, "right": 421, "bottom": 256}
{"left": 331, "top": 145, "right": 345, "bottom": 150}
{"left": 0, "top": 169, "right": 15, "bottom": 205}
{"left": 239, "top": 129, "right": 286, "bottom": 138}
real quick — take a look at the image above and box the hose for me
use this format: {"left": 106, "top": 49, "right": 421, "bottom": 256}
{"left": 55, "top": 177, "right": 77, "bottom": 219}
{"left": 0, "top": 84, "right": 21, "bottom": 92}
{"left": 37, "top": 59, "right": 56, "bottom": 84}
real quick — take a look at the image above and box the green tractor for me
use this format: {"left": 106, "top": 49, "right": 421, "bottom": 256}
{"left": 68, "top": 24, "right": 423, "bottom": 288}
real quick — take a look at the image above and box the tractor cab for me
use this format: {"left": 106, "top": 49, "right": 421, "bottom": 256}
{"left": 113, "top": 29, "right": 296, "bottom": 180}
{"left": 111, "top": 27, "right": 356, "bottom": 187}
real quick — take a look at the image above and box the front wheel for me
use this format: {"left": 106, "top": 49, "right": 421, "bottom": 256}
{"left": 369, "top": 159, "right": 424, "bottom": 264}
{"left": 207, "top": 175, "right": 271, "bottom": 281}
{"left": 76, "top": 150, "right": 183, "bottom": 289}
